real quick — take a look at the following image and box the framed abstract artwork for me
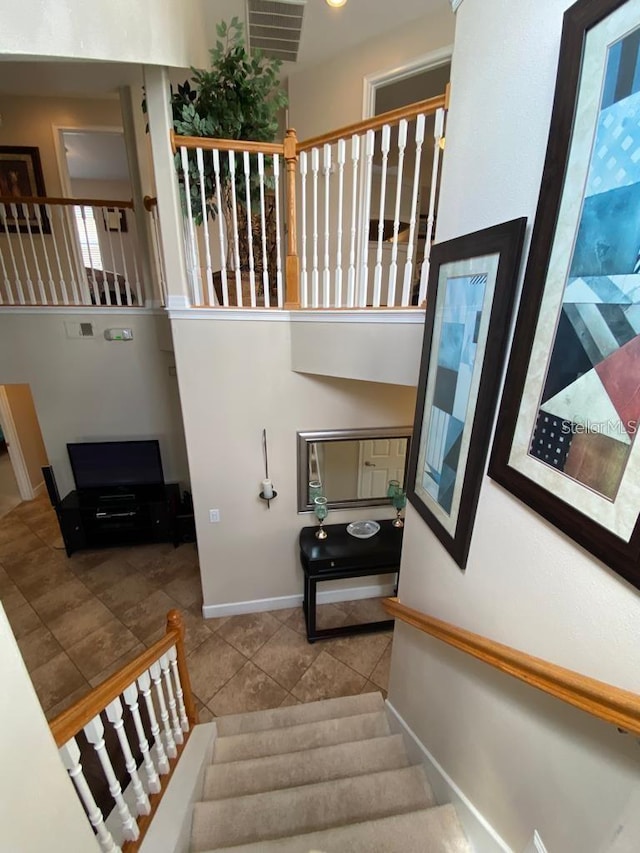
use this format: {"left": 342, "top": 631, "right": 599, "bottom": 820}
{"left": 406, "top": 218, "right": 527, "bottom": 569}
{"left": 0, "top": 146, "right": 50, "bottom": 234}
{"left": 489, "top": 0, "right": 640, "bottom": 590}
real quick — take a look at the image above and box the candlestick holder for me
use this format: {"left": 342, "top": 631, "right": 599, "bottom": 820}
{"left": 314, "top": 496, "right": 329, "bottom": 539}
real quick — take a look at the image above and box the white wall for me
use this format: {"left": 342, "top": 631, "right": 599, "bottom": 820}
{"left": 0, "top": 0, "right": 208, "bottom": 68}
{"left": 0, "top": 605, "right": 96, "bottom": 851}
{"left": 389, "top": 1, "right": 640, "bottom": 851}
{"left": 0, "top": 311, "right": 189, "bottom": 497}
{"left": 170, "top": 316, "right": 416, "bottom": 607}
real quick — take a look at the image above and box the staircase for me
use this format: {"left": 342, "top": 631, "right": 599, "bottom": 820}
{"left": 190, "top": 692, "right": 470, "bottom": 852}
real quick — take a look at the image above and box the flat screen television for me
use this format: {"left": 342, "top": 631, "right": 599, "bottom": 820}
{"left": 67, "top": 440, "right": 164, "bottom": 491}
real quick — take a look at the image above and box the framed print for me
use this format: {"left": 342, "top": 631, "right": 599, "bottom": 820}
{"left": 103, "top": 207, "right": 127, "bottom": 233}
{"left": 0, "top": 146, "right": 50, "bottom": 234}
{"left": 406, "top": 218, "right": 527, "bottom": 569}
{"left": 489, "top": 0, "right": 640, "bottom": 590}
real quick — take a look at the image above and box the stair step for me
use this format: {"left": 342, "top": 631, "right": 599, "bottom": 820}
{"left": 214, "top": 690, "right": 384, "bottom": 737}
{"left": 202, "top": 734, "right": 409, "bottom": 800}
{"left": 205, "top": 804, "right": 470, "bottom": 853}
{"left": 213, "top": 709, "right": 390, "bottom": 764}
{"left": 191, "top": 765, "right": 435, "bottom": 851}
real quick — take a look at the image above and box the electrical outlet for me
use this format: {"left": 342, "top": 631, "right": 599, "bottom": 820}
{"left": 209, "top": 509, "right": 221, "bottom": 523}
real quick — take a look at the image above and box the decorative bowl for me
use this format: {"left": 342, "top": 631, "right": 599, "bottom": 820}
{"left": 346, "top": 520, "right": 381, "bottom": 539}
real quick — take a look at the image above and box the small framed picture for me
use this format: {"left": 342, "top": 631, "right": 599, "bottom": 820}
{"left": 104, "top": 207, "right": 127, "bottom": 233}
{"left": 0, "top": 146, "right": 50, "bottom": 234}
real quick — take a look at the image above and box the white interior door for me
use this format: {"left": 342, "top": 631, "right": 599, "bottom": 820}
{"left": 357, "top": 438, "right": 407, "bottom": 498}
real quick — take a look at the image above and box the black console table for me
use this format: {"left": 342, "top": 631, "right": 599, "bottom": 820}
{"left": 299, "top": 519, "right": 403, "bottom": 643}
{"left": 57, "top": 483, "right": 180, "bottom": 556}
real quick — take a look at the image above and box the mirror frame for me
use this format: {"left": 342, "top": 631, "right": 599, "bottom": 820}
{"left": 297, "top": 426, "right": 413, "bottom": 512}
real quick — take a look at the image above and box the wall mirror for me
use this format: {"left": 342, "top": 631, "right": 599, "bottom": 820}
{"left": 297, "top": 427, "right": 412, "bottom": 512}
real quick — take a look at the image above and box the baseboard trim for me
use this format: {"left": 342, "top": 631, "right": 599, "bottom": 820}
{"left": 202, "top": 583, "right": 396, "bottom": 619}
{"left": 385, "top": 700, "right": 512, "bottom": 853}
{"left": 33, "top": 480, "right": 46, "bottom": 497}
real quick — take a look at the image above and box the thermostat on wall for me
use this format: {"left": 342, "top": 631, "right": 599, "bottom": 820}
{"left": 104, "top": 328, "right": 133, "bottom": 341}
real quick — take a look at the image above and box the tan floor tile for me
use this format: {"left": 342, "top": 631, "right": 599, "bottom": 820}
{"left": 217, "top": 611, "right": 281, "bottom": 658}
{"left": 1, "top": 584, "right": 27, "bottom": 615}
{"left": 46, "top": 685, "right": 92, "bottom": 721}
{"left": 178, "top": 608, "right": 214, "bottom": 655}
{"left": 66, "top": 549, "right": 124, "bottom": 574}
{"left": 48, "top": 598, "right": 115, "bottom": 649}
{"left": 163, "top": 573, "right": 202, "bottom": 608}
{"left": 0, "top": 566, "right": 15, "bottom": 595}
{"left": 252, "top": 624, "right": 321, "bottom": 690}
{"left": 17, "top": 624, "right": 62, "bottom": 671}
{"left": 13, "top": 558, "right": 76, "bottom": 601}
{"left": 97, "top": 572, "right": 157, "bottom": 613}
{"left": 88, "top": 642, "right": 147, "bottom": 687}
{"left": 342, "top": 597, "right": 393, "bottom": 626}
{"left": 208, "top": 661, "right": 287, "bottom": 717}
{"left": 0, "top": 519, "right": 30, "bottom": 546}
{"left": 72, "top": 555, "right": 136, "bottom": 594}
{"left": 192, "top": 603, "right": 228, "bottom": 633}
{"left": 0, "top": 531, "right": 43, "bottom": 560}
{"left": 286, "top": 603, "right": 348, "bottom": 636}
{"left": 135, "top": 552, "right": 193, "bottom": 585}
{"left": 121, "top": 589, "right": 178, "bottom": 643}
{"left": 291, "top": 651, "right": 366, "bottom": 703}
{"left": 194, "top": 700, "right": 214, "bottom": 724}
{"left": 66, "top": 618, "right": 141, "bottom": 681}
{"left": 361, "top": 680, "right": 387, "bottom": 700}
{"left": 31, "top": 578, "right": 93, "bottom": 623}
{"left": 370, "top": 643, "right": 392, "bottom": 691}
{"left": 268, "top": 606, "right": 299, "bottom": 624}
{"left": 29, "top": 651, "right": 88, "bottom": 712}
{"left": 121, "top": 542, "right": 175, "bottom": 570}
{"left": 280, "top": 693, "right": 301, "bottom": 707}
{"left": 5, "top": 601, "right": 42, "bottom": 639}
{"left": 186, "top": 633, "right": 246, "bottom": 705}
{"left": 324, "top": 632, "right": 390, "bottom": 679}
{"left": 2, "top": 544, "right": 62, "bottom": 577}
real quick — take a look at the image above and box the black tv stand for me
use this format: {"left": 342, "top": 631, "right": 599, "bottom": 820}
{"left": 58, "top": 483, "right": 180, "bottom": 556}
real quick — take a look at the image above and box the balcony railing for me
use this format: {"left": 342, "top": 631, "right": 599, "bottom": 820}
{"left": 0, "top": 195, "right": 154, "bottom": 308}
{"left": 172, "top": 94, "right": 447, "bottom": 310}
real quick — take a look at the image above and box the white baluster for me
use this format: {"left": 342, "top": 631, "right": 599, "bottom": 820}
{"left": 168, "top": 646, "right": 189, "bottom": 732}
{"left": 34, "top": 205, "right": 57, "bottom": 304}
{"left": 150, "top": 660, "right": 177, "bottom": 758}
{"left": 105, "top": 696, "right": 151, "bottom": 816}
{"left": 46, "top": 204, "right": 69, "bottom": 305}
{"left": 114, "top": 208, "right": 134, "bottom": 306}
{"left": 10, "top": 204, "right": 35, "bottom": 302}
{"left": 103, "top": 215, "right": 121, "bottom": 306}
{"left": 84, "top": 715, "right": 139, "bottom": 842}
{"left": 131, "top": 231, "right": 144, "bottom": 307}
{"left": 401, "top": 114, "right": 426, "bottom": 306}
{"left": 1, "top": 205, "right": 24, "bottom": 303}
{"left": 388, "top": 120, "right": 408, "bottom": 307}
{"left": 180, "top": 146, "right": 203, "bottom": 305}
{"left": 347, "top": 134, "right": 360, "bottom": 308}
{"left": 359, "top": 129, "right": 375, "bottom": 307}
{"left": 58, "top": 207, "right": 82, "bottom": 304}
{"left": 123, "top": 681, "right": 160, "bottom": 793}
{"left": 78, "top": 205, "right": 100, "bottom": 304}
{"left": 335, "top": 139, "right": 345, "bottom": 307}
{"left": 212, "top": 149, "right": 229, "bottom": 306}
{"left": 138, "top": 669, "right": 169, "bottom": 774}
{"left": 196, "top": 148, "right": 215, "bottom": 305}
{"left": 0, "top": 237, "right": 14, "bottom": 304}
{"left": 60, "top": 738, "right": 121, "bottom": 853}
{"left": 419, "top": 107, "right": 445, "bottom": 305}
{"left": 228, "top": 150, "right": 242, "bottom": 306}
{"left": 150, "top": 205, "right": 167, "bottom": 305}
{"left": 322, "top": 143, "right": 332, "bottom": 307}
{"left": 243, "top": 150, "right": 257, "bottom": 307}
{"left": 311, "top": 147, "right": 320, "bottom": 308}
{"left": 22, "top": 203, "right": 46, "bottom": 303}
{"left": 373, "top": 124, "right": 391, "bottom": 308}
{"left": 299, "top": 151, "right": 308, "bottom": 308}
{"left": 159, "top": 652, "right": 183, "bottom": 744}
{"left": 273, "top": 154, "right": 284, "bottom": 308}
{"left": 257, "top": 152, "right": 270, "bottom": 308}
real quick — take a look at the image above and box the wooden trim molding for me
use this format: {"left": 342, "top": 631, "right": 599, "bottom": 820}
{"left": 298, "top": 94, "right": 447, "bottom": 152}
{"left": 384, "top": 598, "right": 640, "bottom": 735}
{"left": 0, "top": 195, "right": 134, "bottom": 209}
{"left": 171, "top": 130, "right": 284, "bottom": 156}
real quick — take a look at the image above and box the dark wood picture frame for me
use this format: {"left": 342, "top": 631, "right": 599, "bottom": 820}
{"left": 407, "top": 218, "right": 526, "bottom": 569}
{"left": 0, "top": 145, "right": 50, "bottom": 234}
{"left": 489, "top": 0, "right": 640, "bottom": 591}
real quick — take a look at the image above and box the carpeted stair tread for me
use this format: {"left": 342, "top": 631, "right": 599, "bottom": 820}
{"left": 205, "top": 804, "right": 471, "bottom": 853}
{"left": 212, "top": 710, "right": 390, "bottom": 764}
{"left": 202, "top": 733, "right": 409, "bottom": 800}
{"left": 190, "top": 765, "right": 435, "bottom": 851}
{"left": 214, "top": 690, "right": 384, "bottom": 737}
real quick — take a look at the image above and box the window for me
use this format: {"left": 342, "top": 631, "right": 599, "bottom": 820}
{"left": 73, "top": 205, "right": 103, "bottom": 270}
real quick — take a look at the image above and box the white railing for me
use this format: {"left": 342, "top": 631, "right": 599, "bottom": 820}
{"left": 171, "top": 94, "right": 446, "bottom": 310}
{"left": 50, "top": 611, "right": 197, "bottom": 852}
{"left": 0, "top": 196, "right": 148, "bottom": 308}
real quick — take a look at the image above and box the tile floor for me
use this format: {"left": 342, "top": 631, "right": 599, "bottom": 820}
{"left": 0, "top": 495, "right": 392, "bottom": 724}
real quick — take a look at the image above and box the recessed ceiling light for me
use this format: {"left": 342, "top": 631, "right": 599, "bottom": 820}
{"left": 326, "top": 0, "right": 347, "bottom": 7}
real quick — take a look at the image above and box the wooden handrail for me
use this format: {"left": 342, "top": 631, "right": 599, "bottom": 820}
{"left": 143, "top": 195, "right": 158, "bottom": 211}
{"left": 384, "top": 598, "right": 640, "bottom": 735}
{"left": 297, "top": 94, "right": 447, "bottom": 152}
{"left": 50, "top": 610, "right": 198, "bottom": 747}
{"left": 170, "top": 129, "right": 284, "bottom": 156}
{"left": 0, "top": 195, "right": 134, "bottom": 209}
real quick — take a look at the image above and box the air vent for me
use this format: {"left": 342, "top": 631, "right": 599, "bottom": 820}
{"left": 246, "top": 0, "right": 305, "bottom": 63}
{"left": 80, "top": 322, "right": 94, "bottom": 337}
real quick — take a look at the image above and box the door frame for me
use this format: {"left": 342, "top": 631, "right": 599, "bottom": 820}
{"left": 0, "top": 386, "right": 34, "bottom": 501}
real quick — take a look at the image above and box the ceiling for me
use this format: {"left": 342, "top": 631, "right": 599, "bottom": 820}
{"left": 0, "top": 0, "right": 452, "bottom": 98}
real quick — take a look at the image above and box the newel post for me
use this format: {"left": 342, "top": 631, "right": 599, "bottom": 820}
{"left": 284, "top": 128, "right": 301, "bottom": 308}
{"left": 166, "top": 610, "right": 198, "bottom": 726}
